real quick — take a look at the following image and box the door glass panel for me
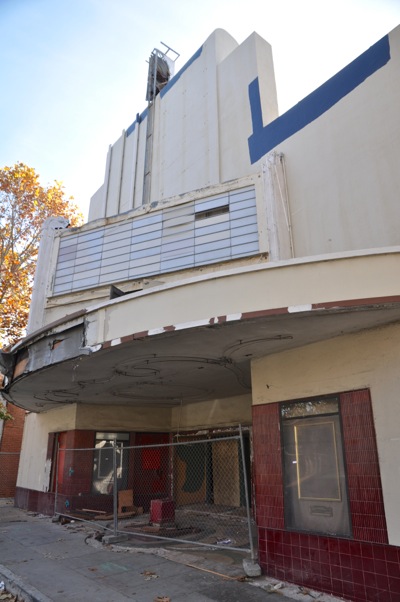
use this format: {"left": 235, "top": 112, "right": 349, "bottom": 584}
{"left": 281, "top": 399, "right": 352, "bottom": 537}
{"left": 92, "top": 433, "right": 129, "bottom": 494}
{"left": 295, "top": 421, "right": 341, "bottom": 501}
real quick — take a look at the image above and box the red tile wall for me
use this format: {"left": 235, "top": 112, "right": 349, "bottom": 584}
{"left": 257, "top": 528, "right": 400, "bottom": 602}
{"left": 252, "top": 389, "right": 399, "bottom": 602}
{"left": 15, "top": 487, "right": 56, "bottom": 515}
{"left": 252, "top": 404, "right": 284, "bottom": 530}
{"left": 340, "top": 389, "right": 388, "bottom": 544}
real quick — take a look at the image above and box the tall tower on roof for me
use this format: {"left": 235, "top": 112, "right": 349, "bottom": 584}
{"left": 143, "top": 43, "right": 180, "bottom": 205}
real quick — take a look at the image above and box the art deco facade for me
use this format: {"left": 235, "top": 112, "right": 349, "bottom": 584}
{"left": 1, "top": 27, "right": 400, "bottom": 602}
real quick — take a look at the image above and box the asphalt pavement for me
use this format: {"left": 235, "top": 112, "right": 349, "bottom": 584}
{"left": 0, "top": 499, "right": 344, "bottom": 602}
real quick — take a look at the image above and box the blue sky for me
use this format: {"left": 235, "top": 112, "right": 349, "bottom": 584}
{"left": 1, "top": 0, "right": 400, "bottom": 218}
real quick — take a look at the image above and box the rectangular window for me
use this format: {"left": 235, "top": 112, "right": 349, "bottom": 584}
{"left": 281, "top": 397, "right": 352, "bottom": 537}
{"left": 195, "top": 204, "right": 229, "bottom": 221}
{"left": 92, "top": 432, "right": 130, "bottom": 494}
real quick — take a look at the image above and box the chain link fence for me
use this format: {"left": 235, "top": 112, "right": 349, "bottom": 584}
{"left": 0, "top": 452, "right": 20, "bottom": 497}
{"left": 55, "top": 429, "right": 255, "bottom": 557}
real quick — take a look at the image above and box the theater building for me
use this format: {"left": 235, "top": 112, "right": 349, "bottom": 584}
{"left": 1, "top": 26, "right": 400, "bottom": 602}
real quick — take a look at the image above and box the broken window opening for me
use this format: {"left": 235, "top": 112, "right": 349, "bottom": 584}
{"left": 195, "top": 205, "right": 229, "bottom": 221}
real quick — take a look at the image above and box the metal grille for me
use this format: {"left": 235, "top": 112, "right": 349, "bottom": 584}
{"left": 52, "top": 185, "right": 258, "bottom": 295}
{"left": 55, "top": 430, "right": 255, "bottom": 557}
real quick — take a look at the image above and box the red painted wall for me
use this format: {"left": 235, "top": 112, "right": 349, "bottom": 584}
{"left": 57, "top": 430, "right": 95, "bottom": 496}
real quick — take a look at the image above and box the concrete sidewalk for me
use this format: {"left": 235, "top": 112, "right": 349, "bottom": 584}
{"left": 0, "top": 499, "right": 343, "bottom": 602}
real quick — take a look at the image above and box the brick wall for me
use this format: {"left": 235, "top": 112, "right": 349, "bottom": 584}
{"left": 0, "top": 405, "right": 25, "bottom": 497}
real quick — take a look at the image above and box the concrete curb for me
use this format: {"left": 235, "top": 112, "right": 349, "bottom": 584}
{"left": 0, "top": 564, "right": 53, "bottom": 602}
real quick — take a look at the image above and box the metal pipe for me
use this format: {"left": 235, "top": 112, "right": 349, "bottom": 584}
{"left": 112, "top": 442, "right": 118, "bottom": 536}
{"left": 239, "top": 424, "right": 256, "bottom": 562}
{"left": 54, "top": 440, "right": 59, "bottom": 516}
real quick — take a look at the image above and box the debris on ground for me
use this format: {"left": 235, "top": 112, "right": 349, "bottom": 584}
{"left": 184, "top": 563, "right": 245, "bottom": 581}
{"left": 154, "top": 597, "right": 170, "bottom": 602}
{"left": 0, "top": 583, "right": 19, "bottom": 602}
{"left": 253, "top": 577, "right": 344, "bottom": 601}
{"left": 94, "top": 531, "right": 104, "bottom": 541}
{"left": 298, "top": 586, "right": 321, "bottom": 599}
{"left": 142, "top": 570, "right": 159, "bottom": 580}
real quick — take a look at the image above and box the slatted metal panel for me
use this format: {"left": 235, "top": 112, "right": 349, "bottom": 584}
{"left": 161, "top": 202, "right": 195, "bottom": 273}
{"left": 52, "top": 186, "right": 259, "bottom": 295}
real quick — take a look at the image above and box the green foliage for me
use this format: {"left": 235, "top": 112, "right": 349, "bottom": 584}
{"left": 0, "top": 401, "right": 13, "bottom": 421}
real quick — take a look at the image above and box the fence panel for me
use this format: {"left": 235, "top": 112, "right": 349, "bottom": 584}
{"left": 55, "top": 431, "right": 255, "bottom": 555}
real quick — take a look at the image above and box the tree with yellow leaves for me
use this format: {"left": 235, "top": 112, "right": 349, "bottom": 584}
{"left": 0, "top": 162, "right": 83, "bottom": 349}
{"left": 0, "top": 402, "right": 12, "bottom": 421}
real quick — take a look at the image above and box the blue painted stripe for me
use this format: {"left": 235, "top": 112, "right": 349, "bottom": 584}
{"left": 159, "top": 45, "right": 203, "bottom": 98}
{"left": 126, "top": 45, "right": 203, "bottom": 137}
{"left": 248, "top": 35, "right": 391, "bottom": 164}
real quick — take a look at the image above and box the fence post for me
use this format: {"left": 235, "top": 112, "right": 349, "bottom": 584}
{"left": 112, "top": 441, "right": 118, "bottom": 536}
{"left": 239, "top": 424, "right": 256, "bottom": 561}
{"left": 54, "top": 441, "right": 59, "bottom": 517}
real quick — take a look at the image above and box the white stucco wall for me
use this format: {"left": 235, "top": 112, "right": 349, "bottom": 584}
{"left": 150, "top": 30, "right": 230, "bottom": 200}
{"left": 105, "top": 134, "right": 125, "bottom": 217}
{"left": 88, "top": 26, "right": 400, "bottom": 258}
{"left": 17, "top": 406, "right": 77, "bottom": 491}
{"left": 76, "top": 397, "right": 251, "bottom": 432}
{"left": 251, "top": 321, "right": 400, "bottom": 546}
{"left": 170, "top": 394, "right": 252, "bottom": 431}
{"left": 75, "top": 404, "right": 172, "bottom": 431}
{"left": 88, "top": 28, "right": 278, "bottom": 219}
{"left": 84, "top": 250, "right": 400, "bottom": 347}
{"left": 218, "top": 32, "right": 277, "bottom": 183}
{"left": 272, "top": 27, "right": 400, "bottom": 257}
